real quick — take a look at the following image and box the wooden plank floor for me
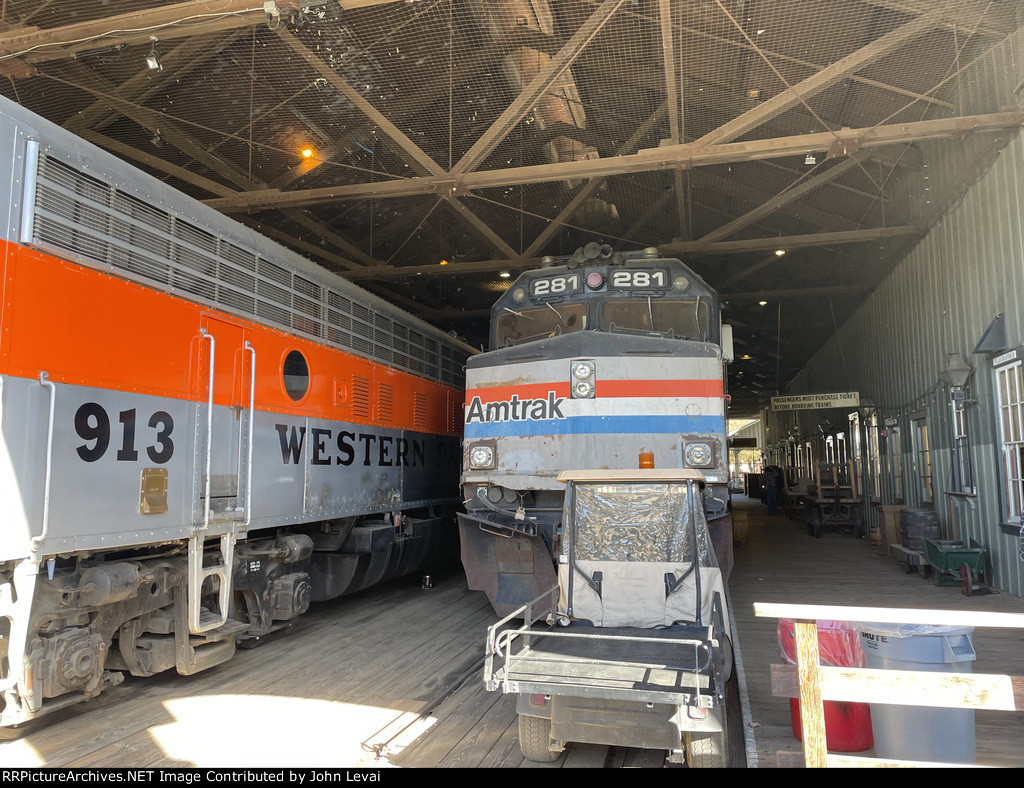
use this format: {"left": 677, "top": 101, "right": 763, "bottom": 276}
{"left": 3, "top": 497, "right": 1024, "bottom": 768}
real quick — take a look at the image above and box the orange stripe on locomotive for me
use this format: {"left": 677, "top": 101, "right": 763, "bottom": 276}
{"left": 0, "top": 239, "right": 461, "bottom": 436}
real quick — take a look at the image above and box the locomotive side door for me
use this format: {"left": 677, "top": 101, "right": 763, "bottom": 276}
{"left": 194, "top": 315, "right": 254, "bottom": 526}
{"left": 187, "top": 314, "right": 254, "bottom": 633}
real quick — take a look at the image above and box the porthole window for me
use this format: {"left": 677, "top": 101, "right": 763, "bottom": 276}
{"left": 282, "top": 350, "right": 310, "bottom": 401}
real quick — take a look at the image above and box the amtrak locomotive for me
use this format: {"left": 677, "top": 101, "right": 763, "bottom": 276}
{"left": 0, "top": 96, "right": 471, "bottom": 730}
{"left": 459, "top": 243, "right": 733, "bottom": 615}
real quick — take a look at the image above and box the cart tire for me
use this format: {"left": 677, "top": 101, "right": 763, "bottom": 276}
{"left": 518, "top": 714, "right": 559, "bottom": 763}
{"left": 686, "top": 729, "right": 726, "bottom": 768}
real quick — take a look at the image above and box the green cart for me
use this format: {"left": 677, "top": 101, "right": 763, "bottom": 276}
{"left": 922, "top": 538, "right": 986, "bottom": 593}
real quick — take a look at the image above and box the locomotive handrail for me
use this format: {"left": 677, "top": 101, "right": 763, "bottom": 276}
{"left": 188, "top": 328, "right": 235, "bottom": 634}
{"left": 243, "top": 340, "right": 255, "bottom": 528}
{"left": 200, "top": 328, "right": 214, "bottom": 533}
{"left": 31, "top": 371, "right": 56, "bottom": 551}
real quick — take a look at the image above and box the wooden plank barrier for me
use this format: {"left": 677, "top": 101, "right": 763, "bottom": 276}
{"left": 755, "top": 602, "right": 1024, "bottom": 768}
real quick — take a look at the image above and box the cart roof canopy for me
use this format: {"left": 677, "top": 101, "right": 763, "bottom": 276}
{"left": 557, "top": 469, "right": 706, "bottom": 483}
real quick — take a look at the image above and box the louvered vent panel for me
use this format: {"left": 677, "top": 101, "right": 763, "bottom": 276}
{"left": 351, "top": 376, "right": 371, "bottom": 419}
{"left": 413, "top": 393, "right": 429, "bottom": 430}
{"left": 26, "top": 151, "right": 468, "bottom": 388}
{"left": 377, "top": 383, "right": 394, "bottom": 423}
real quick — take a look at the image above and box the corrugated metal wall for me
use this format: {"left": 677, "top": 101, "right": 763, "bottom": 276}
{"left": 763, "top": 27, "right": 1024, "bottom": 595}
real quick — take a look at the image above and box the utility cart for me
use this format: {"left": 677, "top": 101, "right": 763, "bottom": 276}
{"left": 807, "top": 461, "right": 862, "bottom": 538}
{"left": 922, "top": 537, "right": 987, "bottom": 592}
{"left": 483, "top": 468, "right": 739, "bottom": 766}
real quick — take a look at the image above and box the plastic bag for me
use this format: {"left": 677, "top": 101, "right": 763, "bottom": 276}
{"left": 852, "top": 622, "right": 974, "bottom": 638}
{"left": 777, "top": 619, "right": 866, "bottom": 668}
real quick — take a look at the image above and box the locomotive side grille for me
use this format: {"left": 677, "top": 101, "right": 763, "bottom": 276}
{"left": 351, "top": 376, "right": 371, "bottom": 419}
{"left": 26, "top": 152, "right": 466, "bottom": 387}
{"left": 413, "top": 393, "right": 429, "bottom": 429}
{"left": 377, "top": 383, "right": 394, "bottom": 423}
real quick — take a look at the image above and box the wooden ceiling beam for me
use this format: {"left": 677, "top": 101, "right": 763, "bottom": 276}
{"left": 274, "top": 26, "right": 517, "bottom": 260}
{"left": 693, "top": 169, "right": 860, "bottom": 232}
{"left": 520, "top": 103, "right": 667, "bottom": 260}
{"left": 577, "top": 0, "right": 955, "bottom": 110}
{"left": 0, "top": 0, "right": 304, "bottom": 64}
{"left": 663, "top": 225, "right": 921, "bottom": 256}
{"left": 692, "top": 152, "right": 871, "bottom": 249}
{"left": 854, "top": 1, "right": 1017, "bottom": 37}
{"left": 338, "top": 225, "right": 921, "bottom": 281}
{"left": 203, "top": 109, "right": 1024, "bottom": 211}
{"left": 696, "top": 8, "right": 942, "bottom": 146}
{"left": 450, "top": 0, "right": 626, "bottom": 177}
{"left": 721, "top": 283, "right": 874, "bottom": 300}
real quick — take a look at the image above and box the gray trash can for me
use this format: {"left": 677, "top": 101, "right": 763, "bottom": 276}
{"left": 859, "top": 625, "right": 975, "bottom": 763}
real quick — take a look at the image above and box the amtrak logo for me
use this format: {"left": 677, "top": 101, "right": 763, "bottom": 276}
{"left": 466, "top": 392, "right": 566, "bottom": 424}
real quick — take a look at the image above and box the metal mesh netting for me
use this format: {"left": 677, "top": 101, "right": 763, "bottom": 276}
{"left": 572, "top": 482, "right": 714, "bottom": 565}
{"left": 1, "top": 1, "right": 1021, "bottom": 410}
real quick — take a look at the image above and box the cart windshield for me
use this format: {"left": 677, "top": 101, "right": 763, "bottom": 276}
{"left": 570, "top": 482, "right": 714, "bottom": 565}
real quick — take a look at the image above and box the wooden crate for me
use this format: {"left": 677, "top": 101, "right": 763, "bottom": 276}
{"left": 878, "top": 504, "right": 907, "bottom": 557}
{"left": 732, "top": 510, "right": 748, "bottom": 547}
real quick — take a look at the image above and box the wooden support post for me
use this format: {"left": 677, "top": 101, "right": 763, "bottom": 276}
{"left": 794, "top": 620, "right": 828, "bottom": 767}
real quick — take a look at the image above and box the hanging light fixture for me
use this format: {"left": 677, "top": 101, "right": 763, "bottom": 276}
{"left": 145, "top": 37, "right": 162, "bottom": 71}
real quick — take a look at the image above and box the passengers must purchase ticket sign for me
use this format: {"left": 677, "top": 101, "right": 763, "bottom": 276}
{"left": 771, "top": 392, "right": 860, "bottom": 411}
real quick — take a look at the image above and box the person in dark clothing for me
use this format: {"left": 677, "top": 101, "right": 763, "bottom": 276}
{"left": 763, "top": 465, "right": 783, "bottom": 515}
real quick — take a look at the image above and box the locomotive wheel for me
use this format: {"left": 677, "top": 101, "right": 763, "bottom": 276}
{"left": 518, "top": 713, "right": 559, "bottom": 763}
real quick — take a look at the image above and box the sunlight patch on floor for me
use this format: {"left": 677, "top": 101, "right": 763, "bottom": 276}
{"left": 150, "top": 695, "right": 417, "bottom": 767}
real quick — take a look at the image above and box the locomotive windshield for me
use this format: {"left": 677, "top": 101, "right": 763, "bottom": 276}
{"left": 601, "top": 298, "right": 711, "bottom": 340}
{"left": 492, "top": 252, "right": 719, "bottom": 349}
{"left": 495, "top": 303, "right": 587, "bottom": 346}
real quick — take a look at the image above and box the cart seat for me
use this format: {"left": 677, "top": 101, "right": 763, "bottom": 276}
{"left": 558, "top": 559, "right": 728, "bottom": 632}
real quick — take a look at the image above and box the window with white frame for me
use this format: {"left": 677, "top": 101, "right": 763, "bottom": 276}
{"left": 996, "top": 359, "right": 1024, "bottom": 522}
{"left": 911, "top": 413, "right": 932, "bottom": 505}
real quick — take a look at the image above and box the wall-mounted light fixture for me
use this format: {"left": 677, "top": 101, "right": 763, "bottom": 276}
{"left": 940, "top": 352, "right": 976, "bottom": 407}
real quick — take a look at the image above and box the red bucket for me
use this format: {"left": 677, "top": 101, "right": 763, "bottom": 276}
{"left": 778, "top": 620, "right": 874, "bottom": 752}
{"left": 789, "top": 697, "right": 873, "bottom": 752}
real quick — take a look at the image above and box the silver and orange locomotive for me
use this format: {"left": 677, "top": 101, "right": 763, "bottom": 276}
{"left": 0, "top": 96, "right": 471, "bottom": 729}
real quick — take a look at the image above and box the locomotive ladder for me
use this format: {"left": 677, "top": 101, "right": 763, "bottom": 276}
{"left": 186, "top": 332, "right": 254, "bottom": 634}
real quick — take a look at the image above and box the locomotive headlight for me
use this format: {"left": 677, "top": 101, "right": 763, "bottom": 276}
{"left": 573, "top": 380, "right": 594, "bottom": 398}
{"left": 511, "top": 286, "right": 526, "bottom": 303}
{"left": 571, "top": 359, "right": 596, "bottom": 399}
{"left": 684, "top": 441, "right": 714, "bottom": 467}
{"left": 673, "top": 275, "right": 690, "bottom": 291}
{"left": 468, "top": 444, "right": 495, "bottom": 469}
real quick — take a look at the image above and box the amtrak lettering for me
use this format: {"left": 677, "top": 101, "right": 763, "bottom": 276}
{"left": 465, "top": 392, "right": 565, "bottom": 424}
{"left": 275, "top": 424, "right": 452, "bottom": 468}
